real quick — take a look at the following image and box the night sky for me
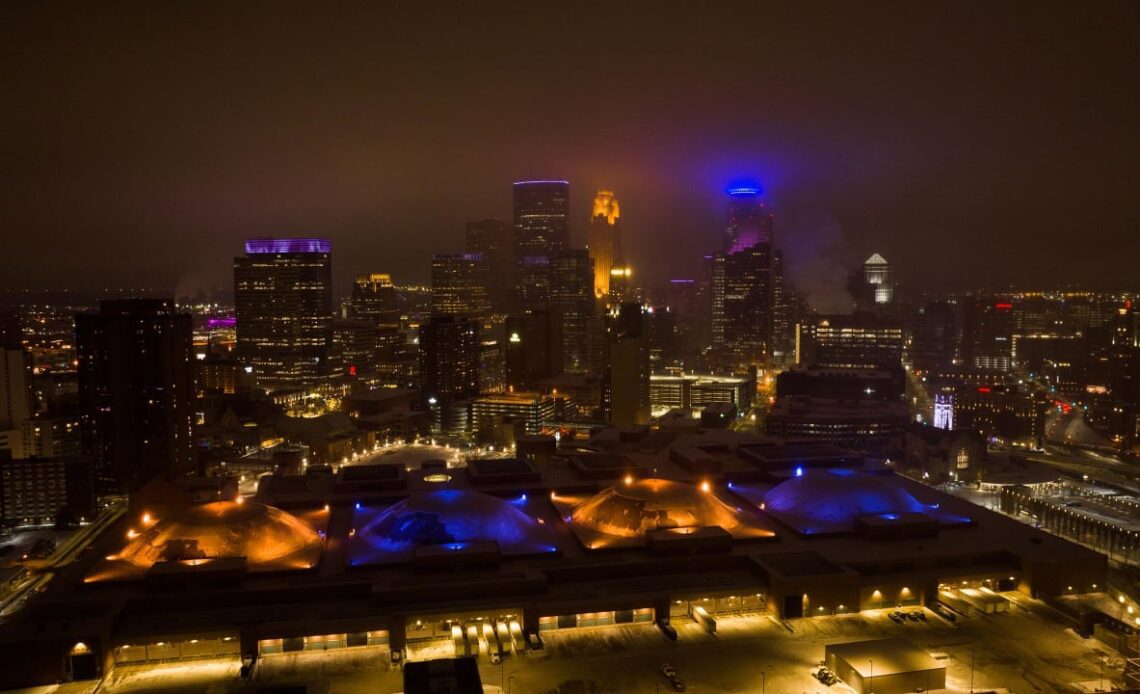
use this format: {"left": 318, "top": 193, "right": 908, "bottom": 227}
{"left": 3, "top": 3, "right": 1137, "bottom": 306}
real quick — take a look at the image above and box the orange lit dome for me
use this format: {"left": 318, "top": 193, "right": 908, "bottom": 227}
{"left": 115, "top": 500, "right": 322, "bottom": 570}
{"left": 571, "top": 479, "right": 747, "bottom": 538}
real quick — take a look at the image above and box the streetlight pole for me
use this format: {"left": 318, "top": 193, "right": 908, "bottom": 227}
{"left": 970, "top": 647, "right": 975, "bottom": 693}
{"left": 761, "top": 671, "right": 766, "bottom": 693}
{"left": 868, "top": 659, "right": 873, "bottom": 694}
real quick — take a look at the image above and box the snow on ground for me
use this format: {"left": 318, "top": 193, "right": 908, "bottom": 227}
{"left": 22, "top": 593, "right": 1120, "bottom": 694}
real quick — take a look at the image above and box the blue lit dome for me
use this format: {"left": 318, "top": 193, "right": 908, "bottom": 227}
{"left": 762, "top": 469, "right": 929, "bottom": 532}
{"left": 357, "top": 489, "right": 549, "bottom": 553}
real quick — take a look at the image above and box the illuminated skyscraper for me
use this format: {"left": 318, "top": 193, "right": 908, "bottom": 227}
{"left": 349, "top": 273, "right": 399, "bottom": 329}
{"left": 724, "top": 184, "right": 773, "bottom": 253}
{"left": 349, "top": 273, "right": 401, "bottom": 384}
{"left": 513, "top": 180, "right": 570, "bottom": 312}
{"left": 431, "top": 253, "right": 491, "bottom": 320}
{"left": 854, "top": 253, "right": 894, "bottom": 311}
{"left": 419, "top": 315, "right": 480, "bottom": 402}
{"left": 711, "top": 186, "right": 777, "bottom": 369}
{"left": 76, "top": 299, "right": 194, "bottom": 493}
{"left": 234, "top": 238, "right": 334, "bottom": 390}
{"left": 587, "top": 189, "right": 622, "bottom": 301}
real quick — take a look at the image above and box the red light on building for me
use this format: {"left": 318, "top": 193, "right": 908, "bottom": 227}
{"left": 994, "top": 302, "right": 1013, "bottom": 311}
{"left": 977, "top": 386, "right": 991, "bottom": 394}
{"left": 348, "top": 365, "right": 357, "bottom": 377}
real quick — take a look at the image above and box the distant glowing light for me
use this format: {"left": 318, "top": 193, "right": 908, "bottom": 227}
{"left": 726, "top": 183, "right": 762, "bottom": 197}
{"left": 794, "top": 466, "right": 804, "bottom": 477}
{"left": 700, "top": 480, "right": 711, "bottom": 493}
{"left": 623, "top": 474, "right": 634, "bottom": 486}
{"left": 244, "top": 237, "right": 331, "bottom": 254}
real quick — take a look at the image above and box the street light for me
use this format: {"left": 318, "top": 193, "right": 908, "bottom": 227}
{"left": 970, "top": 647, "right": 975, "bottom": 693}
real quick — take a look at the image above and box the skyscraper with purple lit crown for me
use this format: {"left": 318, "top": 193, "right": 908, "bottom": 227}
{"left": 712, "top": 186, "right": 779, "bottom": 369}
{"left": 234, "top": 237, "right": 334, "bottom": 390}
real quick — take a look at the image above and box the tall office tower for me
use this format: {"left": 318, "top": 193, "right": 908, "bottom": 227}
{"left": 725, "top": 184, "right": 774, "bottom": 253}
{"left": 465, "top": 218, "right": 514, "bottom": 314}
{"left": 712, "top": 186, "right": 777, "bottom": 370}
{"left": 331, "top": 319, "right": 378, "bottom": 378}
{"left": 431, "top": 253, "right": 491, "bottom": 319}
{"left": 505, "top": 311, "right": 562, "bottom": 390}
{"left": 234, "top": 238, "right": 334, "bottom": 390}
{"left": 712, "top": 245, "right": 773, "bottom": 369}
{"left": 856, "top": 253, "right": 894, "bottom": 309}
{"left": 418, "top": 315, "right": 479, "bottom": 403}
{"left": 513, "top": 180, "right": 570, "bottom": 312}
{"left": 608, "top": 262, "right": 634, "bottom": 305}
{"left": 960, "top": 297, "right": 1014, "bottom": 372}
{"left": 349, "top": 273, "right": 401, "bottom": 383}
{"left": 911, "top": 300, "right": 961, "bottom": 372}
{"left": 770, "top": 249, "right": 793, "bottom": 367}
{"left": 587, "top": 189, "right": 622, "bottom": 301}
{"left": 549, "top": 249, "right": 595, "bottom": 373}
{"left": 0, "top": 313, "right": 32, "bottom": 430}
{"left": 604, "top": 303, "right": 650, "bottom": 425}
{"left": 349, "top": 273, "right": 399, "bottom": 328}
{"left": 76, "top": 299, "right": 194, "bottom": 493}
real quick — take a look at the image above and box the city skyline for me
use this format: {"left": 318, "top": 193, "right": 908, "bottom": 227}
{"left": 2, "top": 3, "right": 1138, "bottom": 297}
{"left": 3, "top": 4, "right": 1140, "bottom": 690}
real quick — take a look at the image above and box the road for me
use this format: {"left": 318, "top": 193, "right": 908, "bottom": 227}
{"left": 0, "top": 503, "right": 126, "bottom": 623}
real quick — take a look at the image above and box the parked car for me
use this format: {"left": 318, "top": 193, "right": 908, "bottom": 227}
{"left": 889, "top": 611, "right": 906, "bottom": 624}
{"left": 669, "top": 676, "right": 687, "bottom": 691}
{"left": 661, "top": 663, "right": 677, "bottom": 678}
{"left": 657, "top": 621, "right": 678, "bottom": 641}
{"left": 913, "top": 610, "right": 927, "bottom": 621}
{"left": 906, "top": 610, "right": 921, "bottom": 621}
{"left": 931, "top": 603, "right": 957, "bottom": 622}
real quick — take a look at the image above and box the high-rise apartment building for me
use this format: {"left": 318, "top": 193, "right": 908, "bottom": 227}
{"left": 587, "top": 190, "right": 622, "bottom": 301}
{"left": 234, "top": 238, "right": 334, "bottom": 390}
{"left": 513, "top": 180, "right": 570, "bottom": 312}
{"left": 76, "top": 299, "right": 194, "bottom": 493}
{"left": 465, "top": 218, "right": 514, "bottom": 314}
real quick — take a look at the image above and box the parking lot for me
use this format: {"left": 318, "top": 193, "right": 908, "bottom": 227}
{"left": 19, "top": 593, "right": 1124, "bottom": 694}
